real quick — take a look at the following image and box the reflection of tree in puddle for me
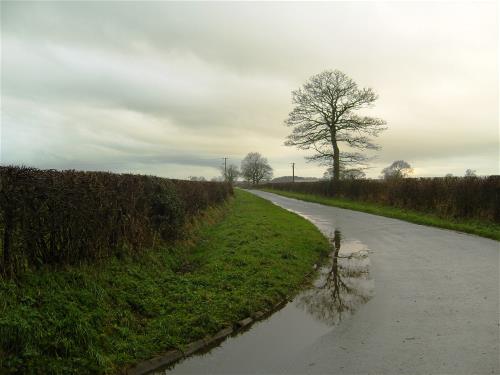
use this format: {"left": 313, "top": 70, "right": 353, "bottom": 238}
{"left": 297, "top": 230, "right": 374, "bottom": 325}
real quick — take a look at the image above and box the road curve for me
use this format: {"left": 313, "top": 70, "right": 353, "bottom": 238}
{"left": 166, "top": 190, "right": 499, "bottom": 374}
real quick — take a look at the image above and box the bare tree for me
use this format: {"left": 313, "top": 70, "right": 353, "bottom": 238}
{"left": 465, "top": 169, "right": 477, "bottom": 177}
{"left": 285, "top": 70, "right": 386, "bottom": 182}
{"left": 220, "top": 164, "right": 240, "bottom": 184}
{"left": 381, "top": 160, "right": 413, "bottom": 179}
{"left": 241, "top": 152, "right": 273, "bottom": 185}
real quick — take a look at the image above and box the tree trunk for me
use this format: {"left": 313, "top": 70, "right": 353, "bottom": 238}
{"left": 333, "top": 141, "right": 340, "bottom": 182}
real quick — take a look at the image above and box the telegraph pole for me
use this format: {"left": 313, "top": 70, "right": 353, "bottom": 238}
{"left": 291, "top": 162, "right": 295, "bottom": 183}
{"left": 223, "top": 157, "right": 227, "bottom": 181}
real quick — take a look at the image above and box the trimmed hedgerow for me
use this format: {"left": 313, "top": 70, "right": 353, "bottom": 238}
{"left": 262, "top": 176, "right": 500, "bottom": 223}
{"left": 0, "top": 190, "right": 329, "bottom": 374}
{"left": 0, "top": 166, "right": 232, "bottom": 276}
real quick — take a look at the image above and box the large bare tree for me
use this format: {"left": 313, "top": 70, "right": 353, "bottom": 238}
{"left": 241, "top": 152, "right": 273, "bottom": 185}
{"left": 285, "top": 70, "right": 387, "bottom": 181}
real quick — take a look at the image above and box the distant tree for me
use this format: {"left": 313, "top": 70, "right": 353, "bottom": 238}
{"left": 323, "top": 166, "right": 366, "bottom": 180}
{"left": 444, "top": 173, "right": 454, "bottom": 178}
{"left": 381, "top": 160, "right": 413, "bottom": 179}
{"left": 241, "top": 152, "right": 273, "bottom": 185}
{"left": 220, "top": 164, "right": 240, "bottom": 184}
{"left": 210, "top": 176, "right": 223, "bottom": 182}
{"left": 465, "top": 169, "right": 477, "bottom": 177}
{"left": 188, "top": 176, "right": 206, "bottom": 181}
{"left": 285, "top": 70, "right": 387, "bottom": 182}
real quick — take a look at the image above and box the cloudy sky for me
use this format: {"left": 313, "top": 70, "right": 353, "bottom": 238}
{"left": 1, "top": 1, "right": 498, "bottom": 179}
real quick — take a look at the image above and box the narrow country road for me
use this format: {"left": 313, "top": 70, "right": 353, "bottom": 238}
{"left": 163, "top": 190, "right": 499, "bottom": 375}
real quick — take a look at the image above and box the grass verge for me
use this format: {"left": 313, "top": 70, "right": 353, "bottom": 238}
{"left": 0, "top": 190, "right": 329, "bottom": 374}
{"left": 261, "top": 188, "right": 500, "bottom": 241}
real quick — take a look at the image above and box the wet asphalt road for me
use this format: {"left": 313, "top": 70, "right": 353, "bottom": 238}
{"left": 165, "top": 190, "right": 499, "bottom": 375}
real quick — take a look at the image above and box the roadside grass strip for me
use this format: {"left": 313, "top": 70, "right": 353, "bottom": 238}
{"left": 261, "top": 188, "right": 500, "bottom": 241}
{"left": 0, "top": 189, "right": 329, "bottom": 374}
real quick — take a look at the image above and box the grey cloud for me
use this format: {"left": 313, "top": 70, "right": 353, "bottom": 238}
{"left": 1, "top": 1, "right": 498, "bottom": 178}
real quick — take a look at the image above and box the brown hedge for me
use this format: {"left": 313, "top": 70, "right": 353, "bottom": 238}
{"left": 262, "top": 176, "right": 500, "bottom": 223}
{"left": 0, "top": 166, "right": 233, "bottom": 276}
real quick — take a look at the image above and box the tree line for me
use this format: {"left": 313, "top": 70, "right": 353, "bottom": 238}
{"left": 191, "top": 153, "right": 478, "bottom": 185}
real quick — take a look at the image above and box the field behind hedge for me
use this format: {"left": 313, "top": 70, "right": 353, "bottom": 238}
{"left": 0, "top": 166, "right": 233, "bottom": 277}
{"left": 262, "top": 176, "right": 500, "bottom": 224}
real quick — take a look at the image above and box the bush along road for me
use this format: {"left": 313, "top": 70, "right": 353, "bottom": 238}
{"left": 0, "top": 189, "right": 329, "bottom": 374}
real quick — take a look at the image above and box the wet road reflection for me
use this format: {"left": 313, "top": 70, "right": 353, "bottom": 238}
{"left": 158, "top": 230, "right": 373, "bottom": 374}
{"left": 298, "top": 230, "right": 374, "bottom": 326}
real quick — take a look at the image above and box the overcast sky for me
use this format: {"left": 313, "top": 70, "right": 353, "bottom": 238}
{"left": 1, "top": 1, "right": 498, "bottom": 179}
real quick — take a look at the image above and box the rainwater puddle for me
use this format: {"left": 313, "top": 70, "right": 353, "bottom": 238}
{"left": 298, "top": 230, "right": 374, "bottom": 326}
{"left": 156, "top": 230, "right": 374, "bottom": 374}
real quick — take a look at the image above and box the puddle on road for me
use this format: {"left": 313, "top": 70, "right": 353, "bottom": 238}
{"left": 298, "top": 230, "right": 374, "bottom": 326}
{"left": 155, "top": 230, "right": 374, "bottom": 374}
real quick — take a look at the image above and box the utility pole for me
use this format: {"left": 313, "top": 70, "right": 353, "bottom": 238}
{"left": 291, "top": 162, "right": 295, "bottom": 183}
{"left": 223, "top": 157, "right": 227, "bottom": 181}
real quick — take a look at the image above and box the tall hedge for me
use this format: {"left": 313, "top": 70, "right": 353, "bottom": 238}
{"left": 0, "top": 166, "right": 232, "bottom": 276}
{"left": 263, "top": 176, "right": 500, "bottom": 223}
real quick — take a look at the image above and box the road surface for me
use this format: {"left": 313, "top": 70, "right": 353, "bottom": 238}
{"left": 162, "top": 190, "right": 499, "bottom": 374}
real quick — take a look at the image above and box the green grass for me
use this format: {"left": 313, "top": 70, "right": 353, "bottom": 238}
{"left": 0, "top": 190, "right": 330, "bottom": 374}
{"left": 261, "top": 188, "right": 500, "bottom": 241}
